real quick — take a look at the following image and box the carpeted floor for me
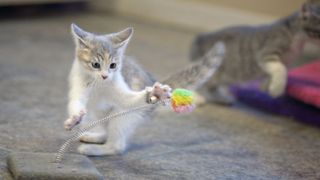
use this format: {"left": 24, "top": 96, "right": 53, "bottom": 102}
{"left": 0, "top": 11, "right": 319, "bottom": 179}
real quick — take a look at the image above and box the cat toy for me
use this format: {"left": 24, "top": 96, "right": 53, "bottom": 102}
{"left": 55, "top": 88, "right": 195, "bottom": 163}
{"left": 171, "top": 88, "right": 195, "bottom": 113}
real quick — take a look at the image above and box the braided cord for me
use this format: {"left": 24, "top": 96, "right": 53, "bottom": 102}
{"left": 55, "top": 100, "right": 168, "bottom": 163}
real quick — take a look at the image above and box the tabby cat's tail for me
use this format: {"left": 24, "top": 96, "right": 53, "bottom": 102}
{"left": 162, "top": 42, "right": 225, "bottom": 90}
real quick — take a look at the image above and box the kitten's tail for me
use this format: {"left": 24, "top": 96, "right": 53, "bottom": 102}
{"left": 162, "top": 42, "right": 225, "bottom": 90}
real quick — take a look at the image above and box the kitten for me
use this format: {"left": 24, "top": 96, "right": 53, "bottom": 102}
{"left": 190, "top": 0, "right": 320, "bottom": 104}
{"left": 64, "top": 24, "right": 225, "bottom": 156}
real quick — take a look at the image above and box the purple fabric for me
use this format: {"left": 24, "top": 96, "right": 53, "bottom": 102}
{"left": 231, "top": 86, "right": 320, "bottom": 126}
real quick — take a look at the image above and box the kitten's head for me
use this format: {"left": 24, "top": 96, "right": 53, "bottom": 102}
{"left": 300, "top": 0, "right": 320, "bottom": 38}
{"left": 71, "top": 23, "right": 133, "bottom": 80}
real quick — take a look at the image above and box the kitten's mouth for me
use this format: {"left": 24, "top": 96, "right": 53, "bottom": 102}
{"left": 305, "top": 27, "right": 320, "bottom": 39}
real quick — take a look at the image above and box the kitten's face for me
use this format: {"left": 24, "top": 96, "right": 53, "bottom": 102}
{"left": 301, "top": 0, "right": 320, "bottom": 39}
{"left": 71, "top": 24, "right": 133, "bottom": 81}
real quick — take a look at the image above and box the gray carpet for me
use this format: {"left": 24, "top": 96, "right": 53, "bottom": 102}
{"left": 0, "top": 12, "right": 320, "bottom": 179}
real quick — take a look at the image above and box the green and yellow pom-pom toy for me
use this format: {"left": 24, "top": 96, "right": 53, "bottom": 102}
{"left": 171, "top": 89, "right": 195, "bottom": 113}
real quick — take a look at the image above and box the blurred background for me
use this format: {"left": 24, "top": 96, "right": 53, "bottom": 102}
{"left": 0, "top": 0, "right": 306, "bottom": 30}
{"left": 1, "top": 0, "right": 320, "bottom": 179}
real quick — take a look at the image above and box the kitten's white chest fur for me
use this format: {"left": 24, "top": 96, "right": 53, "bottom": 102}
{"left": 89, "top": 72, "right": 135, "bottom": 109}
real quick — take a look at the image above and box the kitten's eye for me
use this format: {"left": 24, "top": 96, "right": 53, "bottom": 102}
{"left": 110, "top": 63, "right": 117, "bottom": 69}
{"left": 91, "top": 62, "right": 100, "bottom": 69}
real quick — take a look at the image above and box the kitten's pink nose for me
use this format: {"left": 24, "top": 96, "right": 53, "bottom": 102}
{"left": 101, "top": 75, "right": 108, "bottom": 80}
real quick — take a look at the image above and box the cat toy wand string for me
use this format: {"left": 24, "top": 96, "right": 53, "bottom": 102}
{"left": 54, "top": 88, "right": 195, "bottom": 165}
{"left": 54, "top": 99, "right": 167, "bottom": 165}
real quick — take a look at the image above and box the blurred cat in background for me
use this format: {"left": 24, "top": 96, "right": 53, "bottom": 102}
{"left": 190, "top": 0, "right": 320, "bottom": 105}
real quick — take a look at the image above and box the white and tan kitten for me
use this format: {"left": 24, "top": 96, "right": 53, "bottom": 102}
{"left": 64, "top": 24, "right": 225, "bottom": 156}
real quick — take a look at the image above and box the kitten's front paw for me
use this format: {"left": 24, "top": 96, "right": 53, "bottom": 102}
{"left": 64, "top": 110, "right": 86, "bottom": 130}
{"left": 146, "top": 82, "right": 172, "bottom": 104}
{"left": 268, "top": 82, "right": 286, "bottom": 97}
{"left": 261, "top": 78, "right": 286, "bottom": 98}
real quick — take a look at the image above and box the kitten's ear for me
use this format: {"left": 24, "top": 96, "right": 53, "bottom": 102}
{"left": 301, "top": 2, "right": 311, "bottom": 19}
{"left": 71, "top": 23, "right": 90, "bottom": 48}
{"left": 110, "top": 27, "right": 133, "bottom": 49}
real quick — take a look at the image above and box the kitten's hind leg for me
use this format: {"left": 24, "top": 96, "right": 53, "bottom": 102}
{"left": 78, "top": 111, "right": 147, "bottom": 156}
{"left": 78, "top": 143, "right": 113, "bottom": 156}
{"left": 260, "top": 56, "right": 287, "bottom": 97}
{"left": 79, "top": 112, "right": 107, "bottom": 144}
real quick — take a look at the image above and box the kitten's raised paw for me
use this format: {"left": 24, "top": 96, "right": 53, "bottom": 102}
{"left": 64, "top": 110, "right": 86, "bottom": 130}
{"left": 146, "top": 82, "right": 172, "bottom": 104}
{"left": 78, "top": 143, "right": 124, "bottom": 156}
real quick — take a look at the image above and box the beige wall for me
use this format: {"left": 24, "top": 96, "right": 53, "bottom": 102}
{"left": 199, "top": 0, "right": 305, "bottom": 17}
{"left": 91, "top": 0, "right": 305, "bottom": 32}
